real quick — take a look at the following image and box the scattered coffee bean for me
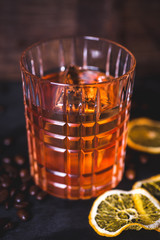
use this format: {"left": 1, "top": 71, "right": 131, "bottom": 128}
{"left": 3, "top": 164, "right": 18, "bottom": 179}
{"left": 0, "top": 218, "right": 9, "bottom": 228}
{"left": 17, "top": 209, "right": 31, "bottom": 221}
{"left": 139, "top": 155, "right": 148, "bottom": 164}
{"left": 4, "top": 200, "right": 12, "bottom": 210}
{"left": 19, "top": 182, "right": 28, "bottom": 192}
{"left": 36, "top": 191, "right": 48, "bottom": 201}
{"left": 0, "top": 218, "right": 10, "bottom": 235}
{"left": 0, "top": 146, "right": 50, "bottom": 232}
{"left": 19, "top": 168, "right": 29, "bottom": 178}
{"left": 125, "top": 168, "right": 136, "bottom": 180}
{"left": 4, "top": 201, "right": 9, "bottom": 210}
{"left": 0, "top": 189, "right": 9, "bottom": 204}
{"left": 14, "top": 201, "right": 29, "bottom": 209}
{"left": 29, "top": 185, "right": 39, "bottom": 196}
{"left": 3, "top": 138, "right": 12, "bottom": 146}
{"left": 21, "top": 175, "right": 32, "bottom": 183}
{"left": 14, "top": 155, "right": 25, "bottom": 166}
{"left": 10, "top": 188, "right": 17, "bottom": 198}
{"left": 14, "top": 193, "right": 25, "bottom": 203}
{"left": 1, "top": 180, "right": 10, "bottom": 188}
{"left": 3, "top": 221, "right": 14, "bottom": 231}
{"left": 0, "top": 174, "right": 11, "bottom": 188}
{"left": 1, "top": 157, "right": 12, "bottom": 164}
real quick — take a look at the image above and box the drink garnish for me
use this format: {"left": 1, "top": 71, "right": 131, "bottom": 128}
{"left": 89, "top": 188, "right": 160, "bottom": 237}
{"left": 127, "top": 118, "right": 160, "bottom": 154}
{"left": 65, "top": 65, "right": 80, "bottom": 84}
{"left": 133, "top": 174, "right": 160, "bottom": 201}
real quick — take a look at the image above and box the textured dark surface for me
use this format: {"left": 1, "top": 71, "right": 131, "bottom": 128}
{"left": 0, "top": 81, "right": 160, "bottom": 239}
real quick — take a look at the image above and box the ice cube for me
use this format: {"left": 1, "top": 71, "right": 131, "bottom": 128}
{"left": 55, "top": 66, "right": 117, "bottom": 112}
{"left": 64, "top": 66, "right": 111, "bottom": 85}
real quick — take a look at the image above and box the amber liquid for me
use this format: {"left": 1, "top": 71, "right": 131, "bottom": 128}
{"left": 25, "top": 69, "right": 130, "bottom": 199}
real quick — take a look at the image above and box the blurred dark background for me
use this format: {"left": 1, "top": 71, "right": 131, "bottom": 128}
{"left": 0, "top": 0, "right": 160, "bottom": 83}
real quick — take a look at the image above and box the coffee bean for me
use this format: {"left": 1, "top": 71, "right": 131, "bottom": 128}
{"left": 4, "top": 200, "right": 12, "bottom": 210}
{"left": 1, "top": 181, "right": 10, "bottom": 188}
{"left": 3, "top": 137, "right": 12, "bottom": 146}
{"left": 21, "top": 175, "right": 32, "bottom": 183}
{"left": 14, "top": 193, "right": 25, "bottom": 203}
{"left": 139, "top": 155, "right": 148, "bottom": 164}
{"left": 14, "top": 155, "right": 25, "bottom": 166}
{"left": 19, "top": 168, "right": 29, "bottom": 178}
{"left": 29, "top": 185, "right": 39, "bottom": 196}
{"left": 10, "top": 188, "right": 17, "bottom": 198}
{"left": 1, "top": 157, "right": 12, "bottom": 164}
{"left": 3, "top": 221, "right": 14, "bottom": 231}
{"left": 0, "top": 218, "right": 9, "bottom": 229}
{"left": 19, "top": 182, "right": 28, "bottom": 192}
{"left": 0, "top": 174, "right": 11, "bottom": 188}
{"left": 0, "top": 218, "right": 10, "bottom": 235}
{"left": 36, "top": 191, "right": 48, "bottom": 201}
{"left": 14, "top": 201, "right": 29, "bottom": 209}
{"left": 3, "top": 164, "right": 18, "bottom": 179}
{"left": 125, "top": 168, "right": 136, "bottom": 180}
{"left": 17, "top": 209, "right": 31, "bottom": 221}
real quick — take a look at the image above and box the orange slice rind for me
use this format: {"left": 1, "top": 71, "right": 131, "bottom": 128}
{"left": 89, "top": 188, "right": 160, "bottom": 237}
{"left": 127, "top": 118, "right": 160, "bottom": 154}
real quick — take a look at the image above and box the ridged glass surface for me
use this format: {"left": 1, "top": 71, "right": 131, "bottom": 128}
{"left": 20, "top": 37, "right": 136, "bottom": 199}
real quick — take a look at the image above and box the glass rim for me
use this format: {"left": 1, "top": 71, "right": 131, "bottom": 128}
{"left": 20, "top": 36, "right": 136, "bottom": 87}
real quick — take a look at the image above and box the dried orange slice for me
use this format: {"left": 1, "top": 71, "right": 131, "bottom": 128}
{"left": 89, "top": 188, "right": 160, "bottom": 237}
{"left": 127, "top": 118, "right": 160, "bottom": 154}
{"left": 133, "top": 174, "right": 160, "bottom": 201}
